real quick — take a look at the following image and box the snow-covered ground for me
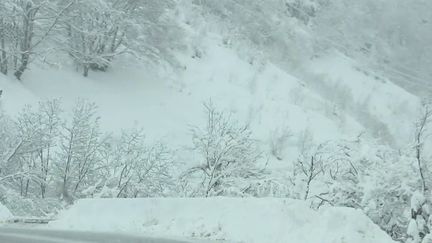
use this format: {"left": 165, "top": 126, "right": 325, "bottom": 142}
{"left": 0, "top": 18, "right": 424, "bottom": 243}
{"left": 1, "top": 2, "right": 430, "bottom": 242}
{"left": 49, "top": 198, "right": 396, "bottom": 243}
{"left": 0, "top": 203, "right": 13, "bottom": 223}
{"left": 0, "top": 36, "right": 421, "bottom": 159}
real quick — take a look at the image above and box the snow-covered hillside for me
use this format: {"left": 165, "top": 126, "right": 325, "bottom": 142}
{"left": 0, "top": 34, "right": 423, "bottom": 241}
{"left": 0, "top": 1, "right": 431, "bottom": 242}
{"left": 1, "top": 36, "right": 421, "bottom": 153}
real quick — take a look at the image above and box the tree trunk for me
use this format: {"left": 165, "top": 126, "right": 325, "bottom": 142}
{"left": 14, "top": 53, "right": 30, "bottom": 80}
{"left": 83, "top": 64, "right": 89, "bottom": 77}
{"left": 0, "top": 19, "right": 7, "bottom": 75}
{"left": 0, "top": 47, "right": 7, "bottom": 75}
{"left": 24, "top": 179, "right": 30, "bottom": 197}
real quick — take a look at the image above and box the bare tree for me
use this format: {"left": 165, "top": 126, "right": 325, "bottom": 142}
{"left": 36, "top": 100, "right": 62, "bottom": 198}
{"left": 63, "top": 0, "right": 138, "bottom": 77}
{"left": 131, "top": 143, "right": 174, "bottom": 197}
{"left": 294, "top": 140, "right": 355, "bottom": 202}
{"left": 414, "top": 103, "right": 432, "bottom": 194}
{"left": 57, "top": 100, "right": 100, "bottom": 202}
{"left": 14, "top": 105, "right": 45, "bottom": 197}
{"left": 183, "top": 102, "right": 263, "bottom": 197}
{"left": 91, "top": 128, "right": 174, "bottom": 198}
{"left": 0, "top": 0, "right": 74, "bottom": 80}
{"left": 112, "top": 128, "right": 145, "bottom": 198}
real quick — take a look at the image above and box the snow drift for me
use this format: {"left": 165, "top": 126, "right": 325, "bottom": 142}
{"left": 0, "top": 203, "right": 13, "bottom": 222}
{"left": 50, "top": 198, "right": 395, "bottom": 243}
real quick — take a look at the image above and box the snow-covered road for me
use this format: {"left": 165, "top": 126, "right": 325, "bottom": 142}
{"left": 0, "top": 227, "right": 191, "bottom": 243}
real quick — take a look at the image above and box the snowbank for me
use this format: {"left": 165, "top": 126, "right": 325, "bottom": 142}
{"left": 0, "top": 203, "right": 13, "bottom": 222}
{"left": 50, "top": 198, "right": 395, "bottom": 243}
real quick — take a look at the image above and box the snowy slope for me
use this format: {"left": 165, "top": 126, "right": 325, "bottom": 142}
{"left": 50, "top": 198, "right": 396, "bottom": 243}
{"left": 0, "top": 35, "right": 422, "bottom": 169}
{"left": 305, "top": 51, "right": 421, "bottom": 146}
{"left": 0, "top": 39, "right": 363, "bottom": 145}
{"left": 0, "top": 75, "right": 38, "bottom": 116}
{"left": 0, "top": 14, "right": 423, "bottom": 243}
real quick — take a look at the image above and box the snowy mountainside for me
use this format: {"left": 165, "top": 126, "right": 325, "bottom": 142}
{"left": 305, "top": 51, "right": 421, "bottom": 146}
{"left": 0, "top": 1, "right": 430, "bottom": 242}
{"left": 1, "top": 35, "right": 420, "bottom": 160}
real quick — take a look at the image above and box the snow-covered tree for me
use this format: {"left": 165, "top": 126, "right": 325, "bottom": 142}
{"left": 56, "top": 100, "right": 101, "bottom": 202}
{"left": 0, "top": 0, "right": 73, "bottom": 79}
{"left": 414, "top": 103, "right": 432, "bottom": 193}
{"left": 62, "top": 0, "right": 135, "bottom": 76}
{"left": 407, "top": 192, "right": 430, "bottom": 243}
{"left": 36, "top": 100, "right": 62, "bottom": 198}
{"left": 0, "top": 101, "right": 20, "bottom": 182}
{"left": 89, "top": 127, "right": 174, "bottom": 198}
{"left": 183, "top": 102, "right": 263, "bottom": 197}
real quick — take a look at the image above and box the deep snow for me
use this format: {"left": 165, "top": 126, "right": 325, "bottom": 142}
{"left": 0, "top": 203, "right": 13, "bottom": 222}
{"left": 0, "top": 37, "right": 421, "bottom": 163}
{"left": 49, "top": 198, "right": 396, "bottom": 243}
{"left": 0, "top": 29, "right": 423, "bottom": 243}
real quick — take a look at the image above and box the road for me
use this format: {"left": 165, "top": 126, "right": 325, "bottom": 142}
{"left": 0, "top": 227, "right": 191, "bottom": 243}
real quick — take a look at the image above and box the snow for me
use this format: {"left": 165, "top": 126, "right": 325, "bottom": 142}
{"left": 0, "top": 39, "right": 377, "bottom": 153}
{"left": 1, "top": 36, "right": 420, "bottom": 154}
{"left": 0, "top": 29, "right": 424, "bottom": 243}
{"left": 0, "top": 74, "right": 38, "bottom": 116}
{"left": 0, "top": 36, "right": 423, "bottom": 199}
{"left": 411, "top": 191, "right": 426, "bottom": 211}
{"left": 50, "top": 198, "right": 396, "bottom": 243}
{"left": 0, "top": 2, "right": 429, "bottom": 243}
{"left": 0, "top": 203, "right": 13, "bottom": 222}
{"left": 307, "top": 51, "right": 421, "bottom": 146}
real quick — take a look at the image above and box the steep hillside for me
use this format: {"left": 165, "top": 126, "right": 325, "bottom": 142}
{"left": 0, "top": 3, "right": 427, "bottom": 241}
{"left": 1, "top": 35, "right": 421, "bottom": 153}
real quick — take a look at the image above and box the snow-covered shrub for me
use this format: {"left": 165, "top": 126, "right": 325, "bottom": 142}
{"left": 245, "top": 178, "right": 291, "bottom": 198}
{"left": 289, "top": 136, "right": 417, "bottom": 241}
{"left": 406, "top": 192, "right": 430, "bottom": 243}
{"left": 183, "top": 102, "right": 263, "bottom": 197}
{"left": 0, "top": 186, "right": 63, "bottom": 218}
{"left": 1, "top": 99, "right": 177, "bottom": 204}
{"left": 90, "top": 127, "right": 175, "bottom": 198}
{"left": 269, "top": 127, "right": 292, "bottom": 161}
{"left": 284, "top": 0, "right": 324, "bottom": 24}
{"left": 191, "top": 0, "right": 315, "bottom": 67}
{"left": 292, "top": 141, "right": 354, "bottom": 202}
{"left": 364, "top": 171, "right": 412, "bottom": 241}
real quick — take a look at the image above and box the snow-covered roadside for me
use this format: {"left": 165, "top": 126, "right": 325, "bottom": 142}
{"left": 49, "top": 198, "right": 395, "bottom": 243}
{"left": 0, "top": 203, "right": 13, "bottom": 223}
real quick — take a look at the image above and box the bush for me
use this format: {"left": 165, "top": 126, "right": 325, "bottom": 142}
{"left": 183, "top": 102, "right": 263, "bottom": 197}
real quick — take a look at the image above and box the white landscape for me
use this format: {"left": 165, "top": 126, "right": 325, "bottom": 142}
{"left": 0, "top": 1, "right": 431, "bottom": 243}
